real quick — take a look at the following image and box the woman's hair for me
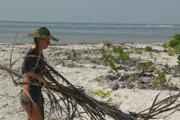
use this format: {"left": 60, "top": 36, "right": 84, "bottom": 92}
{"left": 34, "top": 37, "right": 39, "bottom": 54}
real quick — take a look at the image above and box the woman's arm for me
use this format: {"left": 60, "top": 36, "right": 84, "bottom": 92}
{"left": 24, "top": 72, "right": 48, "bottom": 88}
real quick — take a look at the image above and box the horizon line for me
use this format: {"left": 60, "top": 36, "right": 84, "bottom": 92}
{"left": 0, "top": 20, "right": 180, "bottom": 25}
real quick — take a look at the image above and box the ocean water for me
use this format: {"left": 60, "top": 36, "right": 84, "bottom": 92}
{"left": 0, "top": 21, "right": 180, "bottom": 44}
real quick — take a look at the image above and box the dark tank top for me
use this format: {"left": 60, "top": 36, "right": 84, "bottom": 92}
{"left": 21, "top": 48, "right": 45, "bottom": 101}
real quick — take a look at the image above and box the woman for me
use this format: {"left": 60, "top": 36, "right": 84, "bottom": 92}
{"left": 20, "top": 27, "right": 58, "bottom": 120}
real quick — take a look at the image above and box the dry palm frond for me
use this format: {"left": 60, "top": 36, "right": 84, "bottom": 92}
{"left": 1, "top": 62, "right": 180, "bottom": 120}
{"left": 130, "top": 92, "right": 180, "bottom": 120}
{"left": 1, "top": 61, "right": 180, "bottom": 120}
{"left": 43, "top": 62, "right": 130, "bottom": 120}
{"left": 0, "top": 63, "right": 130, "bottom": 120}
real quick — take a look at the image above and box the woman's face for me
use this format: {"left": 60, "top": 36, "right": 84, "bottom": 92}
{"left": 37, "top": 38, "right": 50, "bottom": 49}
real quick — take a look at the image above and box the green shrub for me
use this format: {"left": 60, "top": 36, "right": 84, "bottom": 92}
{"left": 162, "top": 43, "right": 169, "bottom": 49}
{"left": 154, "top": 71, "right": 166, "bottom": 87}
{"left": 137, "top": 62, "right": 149, "bottom": 70}
{"left": 133, "top": 74, "right": 138, "bottom": 81}
{"left": 71, "top": 49, "right": 77, "bottom": 58}
{"left": 164, "top": 34, "right": 180, "bottom": 52}
{"left": 102, "top": 48, "right": 117, "bottom": 72}
{"left": 119, "top": 52, "right": 130, "bottom": 62}
{"left": 145, "top": 46, "right": 152, "bottom": 52}
{"left": 177, "top": 55, "right": 180, "bottom": 66}
{"left": 135, "top": 48, "right": 142, "bottom": 54}
{"left": 112, "top": 46, "right": 130, "bottom": 62}
{"left": 174, "top": 44, "right": 180, "bottom": 53}
{"left": 92, "top": 90, "right": 112, "bottom": 98}
{"left": 168, "top": 39, "right": 179, "bottom": 48}
{"left": 167, "top": 34, "right": 180, "bottom": 47}
{"left": 102, "top": 50, "right": 114, "bottom": 63}
{"left": 101, "top": 44, "right": 130, "bottom": 72}
{"left": 158, "top": 71, "right": 166, "bottom": 84}
{"left": 103, "top": 41, "right": 112, "bottom": 49}
{"left": 173, "top": 34, "right": 180, "bottom": 41}
{"left": 167, "top": 48, "right": 174, "bottom": 56}
{"left": 164, "top": 63, "right": 169, "bottom": 69}
{"left": 107, "top": 97, "right": 113, "bottom": 102}
{"left": 112, "top": 46, "right": 123, "bottom": 54}
{"left": 92, "top": 90, "right": 113, "bottom": 102}
{"left": 66, "top": 49, "right": 77, "bottom": 59}
{"left": 66, "top": 54, "right": 71, "bottom": 59}
{"left": 137, "top": 62, "right": 156, "bottom": 72}
{"left": 108, "top": 61, "right": 118, "bottom": 72}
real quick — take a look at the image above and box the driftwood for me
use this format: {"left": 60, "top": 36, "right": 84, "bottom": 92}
{"left": 1, "top": 63, "right": 180, "bottom": 120}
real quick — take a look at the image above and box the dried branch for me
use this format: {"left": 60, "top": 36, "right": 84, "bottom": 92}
{"left": 1, "top": 62, "right": 180, "bottom": 120}
{"left": 0, "top": 63, "right": 131, "bottom": 120}
{"left": 130, "top": 91, "right": 180, "bottom": 119}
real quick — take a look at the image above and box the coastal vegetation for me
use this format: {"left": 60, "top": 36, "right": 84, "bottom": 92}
{"left": 44, "top": 39, "right": 180, "bottom": 91}
{"left": 162, "top": 34, "right": 180, "bottom": 53}
{"left": 102, "top": 41, "right": 130, "bottom": 72}
{"left": 145, "top": 45, "right": 152, "bottom": 52}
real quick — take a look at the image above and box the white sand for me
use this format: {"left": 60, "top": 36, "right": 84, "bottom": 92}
{"left": 0, "top": 43, "right": 180, "bottom": 120}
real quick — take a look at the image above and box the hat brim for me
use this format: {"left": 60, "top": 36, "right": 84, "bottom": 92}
{"left": 25, "top": 33, "right": 59, "bottom": 41}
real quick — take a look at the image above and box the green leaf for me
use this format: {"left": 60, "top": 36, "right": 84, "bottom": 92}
{"left": 107, "top": 97, "right": 113, "bottom": 102}
{"left": 103, "top": 41, "right": 112, "bottom": 49}
{"left": 108, "top": 61, "right": 118, "bottom": 72}
{"left": 178, "top": 55, "right": 180, "bottom": 66}
{"left": 92, "top": 90, "right": 112, "bottom": 98}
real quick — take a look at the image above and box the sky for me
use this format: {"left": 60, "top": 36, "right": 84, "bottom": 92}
{"left": 0, "top": 0, "right": 180, "bottom": 24}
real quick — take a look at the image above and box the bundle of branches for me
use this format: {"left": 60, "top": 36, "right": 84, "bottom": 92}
{"left": 44, "top": 63, "right": 180, "bottom": 120}
{"left": 0, "top": 63, "right": 131, "bottom": 120}
{"left": 43, "top": 62, "right": 131, "bottom": 120}
{"left": 1, "top": 62, "right": 180, "bottom": 120}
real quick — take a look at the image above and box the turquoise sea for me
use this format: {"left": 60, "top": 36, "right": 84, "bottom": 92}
{"left": 1, "top": 21, "right": 180, "bottom": 44}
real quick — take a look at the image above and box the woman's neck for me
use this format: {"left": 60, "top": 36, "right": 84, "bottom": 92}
{"left": 33, "top": 45, "right": 43, "bottom": 55}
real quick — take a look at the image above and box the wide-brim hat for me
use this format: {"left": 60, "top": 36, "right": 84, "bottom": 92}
{"left": 25, "top": 27, "right": 58, "bottom": 41}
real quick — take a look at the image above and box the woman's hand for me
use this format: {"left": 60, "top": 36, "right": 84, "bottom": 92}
{"left": 25, "top": 72, "right": 48, "bottom": 88}
{"left": 42, "top": 81, "right": 48, "bottom": 88}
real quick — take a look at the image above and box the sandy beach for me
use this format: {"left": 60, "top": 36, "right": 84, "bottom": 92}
{"left": 0, "top": 43, "right": 180, "bottom": 120}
